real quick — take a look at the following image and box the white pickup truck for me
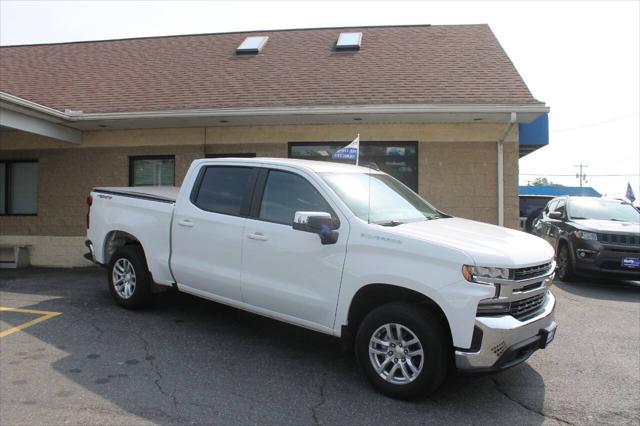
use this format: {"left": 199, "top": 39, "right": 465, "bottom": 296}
{"left": 85, "top": 157, "right": 557, "bottom": 398}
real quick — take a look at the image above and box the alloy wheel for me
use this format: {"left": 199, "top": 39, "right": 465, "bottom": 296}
{"left": 368, "top": 323, "right": 424, "bottom": 385}
{"left": 112, "top": 258, "right": 136, "bottom": 299}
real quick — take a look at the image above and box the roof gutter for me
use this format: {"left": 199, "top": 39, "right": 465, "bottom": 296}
{"left": 0, "top": 92, "right": 68, "bottom": 121}
{"left": 1, "top": 91, "right": 548, "bottom": 123}
{"left": 76, "top": 103, "right": 549, "bottom": 121}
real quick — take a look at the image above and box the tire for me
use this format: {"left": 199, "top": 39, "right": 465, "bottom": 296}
{"left": 107, "top": 244, "right": 152, "bottom": 309}
{"left": 355, "top": 302, "right": 450, "bottom": 399}
{"left": 556, "top": 243, "right": 575, "bottom": 282}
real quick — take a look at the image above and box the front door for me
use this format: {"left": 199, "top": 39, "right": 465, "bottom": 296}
{"left": 241, "top": 169, "right": 348, "bottom": 329}
{"left": 171, "top": 165, "right": 256, "bottom": 301}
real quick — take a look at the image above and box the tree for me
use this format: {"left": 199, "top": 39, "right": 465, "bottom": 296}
{"left": 528, "top": 177, "right": 562, "bottom": 187}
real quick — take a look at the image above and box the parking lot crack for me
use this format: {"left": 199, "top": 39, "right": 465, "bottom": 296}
{"left": 89, "top": 320, "right": 104, "bottom": 341}
{"left": 311, "top": 375, "right": 327, "bottom": 426}
{"left": 492, "top": 378, "right": 574, "bottom": 425}
{"left": 134, "top": 331, "right": 178, "bottom": 409}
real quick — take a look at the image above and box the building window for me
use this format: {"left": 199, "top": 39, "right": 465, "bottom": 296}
{"left": 288, "top": 141, "right": 418, "bottom": 191}
{"left": 0, "top": 160, "right": 38, "bottom": 215}
{"left": 129, "top": 156, "right": 175, "bottom": 186}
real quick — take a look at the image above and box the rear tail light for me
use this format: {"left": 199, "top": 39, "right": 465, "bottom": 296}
{"left": 86, "top": 195, "right": 93, "bottom": 229}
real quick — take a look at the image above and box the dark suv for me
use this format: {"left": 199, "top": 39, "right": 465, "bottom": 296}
{"left": 532, "top": 196, "right": 640, "bottom": 281}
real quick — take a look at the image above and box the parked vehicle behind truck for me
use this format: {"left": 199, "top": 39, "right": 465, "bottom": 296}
{"left": 532, "top": 196, "right": 640, "bottom": 281}
{"left": 85, "top": 158, "right": 557, "bottom": 398}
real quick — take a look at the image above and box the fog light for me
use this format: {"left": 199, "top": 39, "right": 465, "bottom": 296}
{"left": 576, "top": 249, "right": 597, "bottom": 259}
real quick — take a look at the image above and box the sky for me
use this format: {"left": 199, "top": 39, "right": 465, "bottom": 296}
{"left": 1, "top": 0, "right": 639, "bottom": 198}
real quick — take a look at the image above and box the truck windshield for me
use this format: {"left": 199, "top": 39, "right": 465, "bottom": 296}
{"left": 568, "top": 198, "right": 640, "bottom": 223}
{"left": 321, "top": 172, "right": 440, "bottom": 225}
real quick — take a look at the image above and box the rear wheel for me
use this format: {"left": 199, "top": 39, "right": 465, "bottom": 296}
{"left": 108, "top": 245, "right": 152, "bottom": 309}
{"left": 557, "top": 244, "right": 575, "bottom": 282}
{"left": 355, "top": 302, "right": 449, "bottom": 399}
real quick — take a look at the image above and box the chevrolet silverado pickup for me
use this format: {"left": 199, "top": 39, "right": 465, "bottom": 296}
{"left": 85, "top": 158, "right": 557, "bottom": 398}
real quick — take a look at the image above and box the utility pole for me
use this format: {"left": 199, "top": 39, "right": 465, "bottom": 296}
{"left": 574, "top": 164, "right": 588, "bottom": 188}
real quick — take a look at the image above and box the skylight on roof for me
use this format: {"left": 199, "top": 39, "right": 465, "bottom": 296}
{"left": 236, "top": 36, "right": 269, "bottom": 54}
{"left": 336, "top": 32, "right": 362, "bottom": 50}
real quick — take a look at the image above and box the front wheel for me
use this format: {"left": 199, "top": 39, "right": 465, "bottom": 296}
{"left": 556, "top": 244, "right": 575, "bottom": 282}
{"left": 355, "top": 302, "right": 450, "bottom": 399}
{"left": 108, "top": 245, "right": 152, "bottom": 309}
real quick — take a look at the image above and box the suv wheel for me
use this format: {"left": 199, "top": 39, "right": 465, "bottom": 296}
{"left": 557, "top": 244, "right": 575, "bottom": 282}
{"left": 108, "top": 245, "right": 152, "bottom": 309}
{"left": 355, "top": 302, "right": 449, "bottom": 399}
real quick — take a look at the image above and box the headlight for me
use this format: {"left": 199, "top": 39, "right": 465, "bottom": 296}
{"left": 574, "top": 230, "right": 597, "bottom": 241}
{"left": 462, "top": 265, "right": 510, "bottom": 284}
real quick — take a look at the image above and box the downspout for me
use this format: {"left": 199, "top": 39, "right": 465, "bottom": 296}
{"left": 497, "top": 112, "right": 517, "bottom": 227}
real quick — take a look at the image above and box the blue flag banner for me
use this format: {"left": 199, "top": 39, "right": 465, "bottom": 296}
{"left": 332, "top": 135, "right": 360, "bottom": 164}
{"left": 626, "top": 182, "right": 636, "bottom": 203}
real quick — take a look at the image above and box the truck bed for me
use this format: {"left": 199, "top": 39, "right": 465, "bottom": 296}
{"left": 89, "top": 186, "right": 179, "bottom": 285}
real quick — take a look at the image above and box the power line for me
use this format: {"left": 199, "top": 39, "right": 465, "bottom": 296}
{"left": 520, "top": 173, "right": 640, "bottom": 177}
{"left": 574, "top": 164, "right": 588, "bottom": 188}
{"left": 551, "top": 113, "right": 639, "bottom": 133}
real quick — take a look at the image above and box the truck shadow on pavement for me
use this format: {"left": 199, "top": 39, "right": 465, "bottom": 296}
{"left": 0, "top": 267, "right": 551, "bottom": 425}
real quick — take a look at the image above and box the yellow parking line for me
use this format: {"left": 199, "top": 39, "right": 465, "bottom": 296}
{"left": 0, "top": 306, "right": 61, "bottom": 338}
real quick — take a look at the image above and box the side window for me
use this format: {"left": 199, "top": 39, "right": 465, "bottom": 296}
{"left": 192, "top": 166, "right": 254, "bottom": 216}
{"left": 555, "top": 200, "right": 566, "bottom": 217}
{"left": 259, "top": 170, "right": 332, "bottom": 225}
{"left": 545, "top": 200, "right": 558, "bottom": 215}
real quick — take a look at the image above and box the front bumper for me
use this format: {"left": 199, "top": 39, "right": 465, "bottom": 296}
{"left": 573, "top": 240, "right": 640, "bottom": 279}
{"left": 455, "top": 291, "right": 556, "bottom": 372}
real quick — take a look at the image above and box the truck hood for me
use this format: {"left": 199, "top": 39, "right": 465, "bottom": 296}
{"left": 386, "top": 217, "right": 554, "bottom": 268}
{"left": 572, "top": 219, "right": 640, "bottom": 234}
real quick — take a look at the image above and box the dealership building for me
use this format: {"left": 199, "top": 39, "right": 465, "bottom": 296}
{"left": 0, "top": 24, "right": 549, "bottom": 267}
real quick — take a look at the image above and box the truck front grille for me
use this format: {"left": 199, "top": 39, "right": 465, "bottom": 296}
{"left": 598, "top": 233, "right": 640, "bottom": 246}
{"left": 510, "top": 293, "right": 546, "bottom": 320}
{"left": 511, "top": 262, "right": 552, "bottom": 281}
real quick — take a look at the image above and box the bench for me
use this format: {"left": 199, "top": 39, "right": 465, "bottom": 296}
{"left": 0, "top": 245, "right": 31, "bottom": 269}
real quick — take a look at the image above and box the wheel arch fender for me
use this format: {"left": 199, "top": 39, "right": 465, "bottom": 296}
{"left": 341, "top": 283, "right": 454, "bottom": 349}
{"left": 103, "top": 230, "right": 145, "bottom": 265}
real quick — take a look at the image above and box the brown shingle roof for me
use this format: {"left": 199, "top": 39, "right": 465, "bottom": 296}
{"left": 0, "top": 25, "right": 542, "bottom": 114}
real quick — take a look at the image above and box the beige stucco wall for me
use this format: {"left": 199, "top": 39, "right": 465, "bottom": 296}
{"left": 0, "top": 122, "right": 519, "bottom": 267}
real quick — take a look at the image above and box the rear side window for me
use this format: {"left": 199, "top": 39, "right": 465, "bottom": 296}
{"left": 193, "top": 166, "right": 254, "bottom": 216}
{"left": 259, "top": 170, "right": 332, "bottom": 225}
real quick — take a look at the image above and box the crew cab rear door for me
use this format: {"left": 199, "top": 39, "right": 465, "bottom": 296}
{"left": 171, "top": 165, "right": 258, "bottom": 301}
{"left": 240, "top": 167, "right": 348, "bottom": 330}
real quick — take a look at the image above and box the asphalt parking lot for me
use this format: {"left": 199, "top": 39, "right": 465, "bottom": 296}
{"left": 0, "top": 268, "right": 638, "bottom": 425}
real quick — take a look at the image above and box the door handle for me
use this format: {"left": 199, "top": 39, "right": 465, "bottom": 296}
{"left": 177, "top": 219, "right": 194, "bottom": 227}
{"left": 247, "top": 232, "right": 268, "bottom": 241}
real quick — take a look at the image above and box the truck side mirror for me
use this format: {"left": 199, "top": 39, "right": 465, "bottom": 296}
{"left": 292, "top": 212, "right": 339, "bottom": 245}
{"left": 548, "top": 211, "right": 562, "bottom": 220}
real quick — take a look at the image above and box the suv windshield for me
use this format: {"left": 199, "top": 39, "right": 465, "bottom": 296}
{"left": 321, "top": 172, "right": 440, "bottom": 225}
{"left": 568, "top": 198, "right": 640, "bottom": 223}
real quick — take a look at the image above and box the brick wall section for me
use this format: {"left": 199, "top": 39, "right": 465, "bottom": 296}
{"left": 1, "top": 123, "right": 520, "bottom": 243}
{"left": 0, "top": 144, "right": 204, "bottom": 236}
{"left": 421, "top": 140, "right": 519, "bottom": 225}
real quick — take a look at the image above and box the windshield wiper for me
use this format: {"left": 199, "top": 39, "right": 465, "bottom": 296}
{"left": 570, "top": 216, "right": 589, "bottom": 220}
